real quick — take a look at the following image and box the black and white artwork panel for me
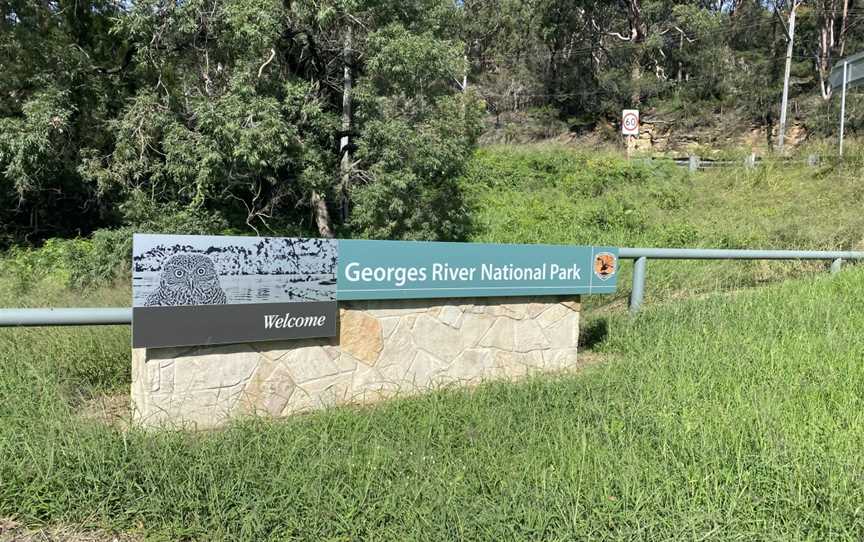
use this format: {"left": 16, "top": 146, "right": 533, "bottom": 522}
{"left": 132, "top": 234, "right": 338, "bottom": 308}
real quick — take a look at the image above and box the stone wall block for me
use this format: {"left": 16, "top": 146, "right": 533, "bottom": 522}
{"left": 542, "top": 311, "right": 580, "bottom": 349}
{"left": 460, "top": 301, "right": 487, "bottom": 314}
{"left": 412, "top": 315, "right": 463, "bottom": 362}
{"left": 493, "top": 350, "right": 544, "bottom": 379}
{"left": 542, "top": 348, "right": 579, "bottom": 370}
{"left": 488, "top": 302, "right": 530, "bottom": 320}
{"left": 513, "top": 319, "right": 550, "bottom": 353}
{"left": 239, "top": 363, "right": 296, "bottom": 417}
{"left": 457, "top": 313, "right": 495, "bottom": 350}
{"left": 438, "top": 305, "right": 463, "bottom": 327}
{"left": 131, "top": 349, "right": 148, "bottom": 420}
{"left": 281, "top": 346, "right": 355, "bottom": 385}
{"left": 351, "top": 362, "right": 400, "bottom": 401}
{"left": 560, "top": 300, "right": 581, "bottom": 312}
{"left": 289, "top": 371, "right": 353, "bottom": 412}
{"left": 254, "top": 338, "right": 332, "bottom": 362}
{"left": 527, "top": 303, "right": 548, "bottom": 318}
{"left": 376, "top": 318, "right": 417, "bottom": 368}
{"left": 363, "top": 299, "right": 429, "bottom": 318}
{"left": 446, "top": 349, "right": 495, "bottom": 382}
{"left": 537, "top": 304, "right": 571, "bottom": 328}
{"left": 147, "top": 359, "right": 161, "bottom": 392}
{"left": 379, "top": 317, "right": 400, "bottom": 338}
{"left": 338, "top": 310, "right": 383, "bottom": 365}
{"left": 479, "top": 317, "right": 516, "bottom": 351}
{"left": 159, "top": 360, "right": 175, "bottom": 394}
{"left": 172, "top": 344, "right": 260, "bottom": 392}
{"left": 406, "top": 350, "right": 449, "bottom": 386}
{"left": 132, "top": 296, "right": 580, "bottom": 428}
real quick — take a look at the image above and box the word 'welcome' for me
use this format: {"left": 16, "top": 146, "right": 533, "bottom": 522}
{"left": 264, "top": 313, "right": 329, "bottom": 330}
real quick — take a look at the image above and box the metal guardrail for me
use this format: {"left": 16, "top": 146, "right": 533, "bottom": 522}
{"left": 619, "top": 248, "right": 864, "bottom": 314}
{"left": 0, "top": 247, "right": 861, "bottom": 326}
{"left": 0, "top": 308, "right": 132, "bottom": 326}
{"left": 637, "top": 154, "right": 822, "bottom": 172}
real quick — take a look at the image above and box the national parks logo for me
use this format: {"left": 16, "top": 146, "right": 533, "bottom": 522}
{"left": 593, "top": 252, "right": 617, "bottom": 281}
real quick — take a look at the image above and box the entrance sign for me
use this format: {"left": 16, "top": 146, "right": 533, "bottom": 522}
{"left": 133, "top": 235, "right": 619, "bottom": 348}
{"left": 621, "top": 109, "right": 639, "bottom": 136}
{"left": 337, "top": 241, "right": 618, "bottom": 300}
{"left": 132, "top": 234, "right": 337, "bottom": 348}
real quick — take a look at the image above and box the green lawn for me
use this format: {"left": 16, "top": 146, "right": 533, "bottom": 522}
{"left": 2, "top": 265, "right": 863, "bottom": 540}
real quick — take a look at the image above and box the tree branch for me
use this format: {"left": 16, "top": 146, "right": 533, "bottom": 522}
{"left": 257, "top": 48, "right": 276, "bottom": 78}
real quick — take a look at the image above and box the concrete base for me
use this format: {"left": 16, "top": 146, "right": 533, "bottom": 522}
{"left": 131, "top": 296, "right": 581, "bottom": 429}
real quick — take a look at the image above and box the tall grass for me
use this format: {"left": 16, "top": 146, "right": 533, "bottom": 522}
{"left": 2, "top": 266, "right": 864, "bottom": 540}
{"left": 463, "top": 144, "right": 864, "bottom": 310}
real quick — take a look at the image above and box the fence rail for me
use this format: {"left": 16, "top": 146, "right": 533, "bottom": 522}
{"left": 0, "top": 308, "right": 132, "bottom": 326}
{"left": 0, "top": 247, "right": 860, "bottom": 326}
{"left": 619, "top": 248, "right": 864, "bottom": 314}
{"left": 636, "top": 154, "right": 822, "bottom": 172}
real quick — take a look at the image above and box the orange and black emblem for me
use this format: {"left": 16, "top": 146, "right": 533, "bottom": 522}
{"left": 593, "top": 252, "right": 617, "bottom": 281}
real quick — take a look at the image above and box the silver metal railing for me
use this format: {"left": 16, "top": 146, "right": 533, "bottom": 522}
{"left": 0, "top": 247, "right": 861, "bottom": 326}
{"left": 618, "top": 248, "right": 864, "bottom": 314}
{"left": 0, "top": 307, "right": 132, "bottom": 326}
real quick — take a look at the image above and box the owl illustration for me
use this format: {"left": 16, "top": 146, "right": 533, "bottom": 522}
{"left": 145, "top": 254, "right": 228, "bottom": 307}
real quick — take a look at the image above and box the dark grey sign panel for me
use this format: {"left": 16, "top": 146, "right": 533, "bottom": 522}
{"left": 132, "top": 301, "right": 337, "bottom": 349}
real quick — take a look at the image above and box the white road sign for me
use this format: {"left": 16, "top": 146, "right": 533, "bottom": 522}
{"left": 621, "top": 109, "right": 639, "bottom": 136}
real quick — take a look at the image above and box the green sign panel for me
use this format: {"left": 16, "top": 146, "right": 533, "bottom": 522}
{"left": 336, "top": 240, "right": 618, "bottom": 300}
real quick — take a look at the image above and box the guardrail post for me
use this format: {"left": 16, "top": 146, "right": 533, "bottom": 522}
{"left": 688, "top": 155, "right": 699, "bottom": 173}
{"left": 831, "top": 258, "right": 843, "bottom": 274}
{"left": 629, "top": 256, "right": 647, "bottom": 315}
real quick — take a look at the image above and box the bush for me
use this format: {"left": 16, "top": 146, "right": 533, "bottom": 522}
{"left": 0, "top": 205, "right": 230, "bottom": 291}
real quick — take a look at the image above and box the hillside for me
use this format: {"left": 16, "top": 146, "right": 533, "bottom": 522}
{"left": 463, "top": 144, "right": 864, "bottom": 311}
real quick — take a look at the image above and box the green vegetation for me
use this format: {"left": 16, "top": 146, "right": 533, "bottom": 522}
{"left": 3, "top": 145, "right": 864, "bottom": 539}
{"left": 4, "top": 1, "right": 864, "bottom": 246}
{"left": 464, "top": 144, "right": 864, "bottom": 309}
{"left": 7, "top": 143, "right": 864, "bottom": 303}
{"left": 2, "top": 262, "right": 864, "bottom": 540}
{"left": 5, "top": 1, "right": 864, "bottom": 537}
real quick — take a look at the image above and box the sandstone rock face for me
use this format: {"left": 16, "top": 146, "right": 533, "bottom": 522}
{"left": 132, "top": 296, "right": 581, "bottom": 429}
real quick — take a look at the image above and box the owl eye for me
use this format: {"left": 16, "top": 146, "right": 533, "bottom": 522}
{"left": 174, "top": 269, "right": 184, "bottom": 278}
{"left": 196, "top": 267, "right": 207, "bottom": 276}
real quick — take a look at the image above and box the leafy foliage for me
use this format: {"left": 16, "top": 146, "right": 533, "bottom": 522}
{"left": 0, "top": 0, "right": 481, "bottom": 245}
{"left": 2, "top": 1, "right": 863, "bottom": 247}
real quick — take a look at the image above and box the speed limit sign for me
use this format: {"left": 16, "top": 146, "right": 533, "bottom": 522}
{"left": 621, "top": 109, "right": 639, "bottom": 136}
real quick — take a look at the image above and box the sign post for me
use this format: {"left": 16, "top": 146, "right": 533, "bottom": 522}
{"left": 840, "top": 60, "right": 848, "bottom": 157}
{"left": 621, "top": 109, "right": 639, "bottom": 156}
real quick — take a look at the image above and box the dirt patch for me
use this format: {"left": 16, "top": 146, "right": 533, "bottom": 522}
{"left": 76, "top": 394, "right": 131, "bottom": 429}
{"left": 0, "top": 520, "right": 140, "bottom": 542}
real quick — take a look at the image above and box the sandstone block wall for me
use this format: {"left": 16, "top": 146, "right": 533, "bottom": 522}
{"left": 131, "top": 296, "right": 581, "bottom": 429}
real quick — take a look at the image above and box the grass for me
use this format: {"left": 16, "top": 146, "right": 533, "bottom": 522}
{"left": 2, "top": 264, "right": 864, "bottom": 540}
{"left": 463, "top": 144, "right": 864, "bottom": 311}
{"left": 3, "top": 144, "right": 864, "bottom": 539}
